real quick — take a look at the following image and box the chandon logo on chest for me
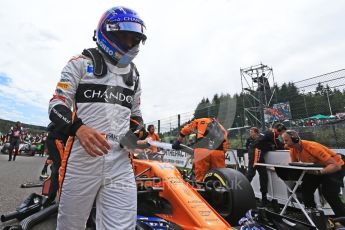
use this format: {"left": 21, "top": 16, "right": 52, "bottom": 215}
{"left": 76, "top": 84, "right": 134, "bottom": 109}
{"left": 84, "top": 89, "right": 133, "bottom": 103}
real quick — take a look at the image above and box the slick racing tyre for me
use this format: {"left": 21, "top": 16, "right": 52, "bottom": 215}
{"left": 203, "top": 168, "right": 256, "bottom": 225}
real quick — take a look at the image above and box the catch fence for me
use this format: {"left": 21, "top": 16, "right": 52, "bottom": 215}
{"left": 145, "top": 69, "right": 345, "bottom": 148}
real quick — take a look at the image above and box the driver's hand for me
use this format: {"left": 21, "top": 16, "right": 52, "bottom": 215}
{"left": 76, "top": 125, "right": 110, "bottom": 157}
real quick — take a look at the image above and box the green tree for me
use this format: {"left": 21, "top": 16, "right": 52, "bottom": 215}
{"left": 194, "top": 98, "right": 211, "bottom": 119}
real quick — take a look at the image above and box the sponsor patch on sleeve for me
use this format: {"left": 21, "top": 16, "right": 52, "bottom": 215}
{"left": 55, "top": 88, "right": 66, "bottom": 96}
{"left": 60, "top": 77, "right": 71, "bottom": 83}
{"left": 87, "top": 63, "right": 94, "bottom": 74}
{"left": 57, "top": 82, "right": 71, "bottom": 90}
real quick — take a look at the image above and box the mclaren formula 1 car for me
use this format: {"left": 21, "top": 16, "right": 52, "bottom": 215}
{"left": 132, "top": 144, "right": 257, "bottom": 229}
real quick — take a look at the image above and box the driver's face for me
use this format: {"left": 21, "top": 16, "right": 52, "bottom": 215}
{"left": 115, "top": 31, "right": 141, "bottom": 49}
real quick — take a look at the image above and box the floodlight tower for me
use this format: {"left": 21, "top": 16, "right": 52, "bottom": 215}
{"left": 240, "top": 63, "right": 276, "bottom": 131}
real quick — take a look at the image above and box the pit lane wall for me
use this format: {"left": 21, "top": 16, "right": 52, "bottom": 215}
{"left": 161, "top": 148, "right": 345, "bottom": 215}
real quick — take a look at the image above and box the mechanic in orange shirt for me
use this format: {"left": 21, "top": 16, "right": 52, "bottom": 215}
{"left": 283, "top": 130, "right": 345, "bottom": 218}
{"left": 146, "top": 125, "right": 161, "bottom": 157}
{"left": 172, "top": 117, "right": 228, "bottom": 181}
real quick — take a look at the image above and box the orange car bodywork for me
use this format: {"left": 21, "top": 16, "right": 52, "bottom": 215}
{"left": 133, "top": 159, "right": 232, "bottom": 230}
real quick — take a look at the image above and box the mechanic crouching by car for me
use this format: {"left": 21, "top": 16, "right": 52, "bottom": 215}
{"left": 8, "top": 121, "right": 23, "bottom": 161}
{"left": 283, "top": 130, "right": 345, "bottom": 220}
{"left": 172, "top": 117, "right": 228, "bottom": 182}
{"left": 48, "top": 6, "right": 147, "bottom": 230}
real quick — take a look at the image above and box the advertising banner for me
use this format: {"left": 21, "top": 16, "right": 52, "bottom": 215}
{"left": 264, "top": 102, "right": 292, "bottom": 122}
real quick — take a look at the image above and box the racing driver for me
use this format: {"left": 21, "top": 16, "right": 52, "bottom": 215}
{"left": 48, "top": 6, "right": 147, "bottom": 230}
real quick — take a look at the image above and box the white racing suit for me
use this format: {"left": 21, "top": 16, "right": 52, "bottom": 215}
{"left": 48, "top": 51, "right": 141, "bottom": 230}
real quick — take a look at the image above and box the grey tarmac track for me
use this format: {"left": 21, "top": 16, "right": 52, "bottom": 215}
{"left": 0, "top": 153, "right": 57, "bottom": 229}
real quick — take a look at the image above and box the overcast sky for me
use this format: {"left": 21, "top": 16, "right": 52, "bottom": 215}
{"left": 0, "top": 0, "right": 344, "bottom": 127}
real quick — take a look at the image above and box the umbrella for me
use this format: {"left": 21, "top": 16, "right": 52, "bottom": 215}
{"left": 308, "top": 114, "right": 330, "bottom": 119}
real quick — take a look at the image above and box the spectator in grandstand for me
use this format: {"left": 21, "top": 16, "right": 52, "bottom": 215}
{"left": 5, "top": 131, "right": 11, "bottom": 143}
{"left": 172, "top": 117, "right": 228, "bottom": 181}
{"left": 283, "top": 130, "right": 345, "bottom": 219}
{"left": 33, "top": 133, "right": 45, "bottom": 156}
{"left": 245, "top": 127, "right": 260, "bottom": 181}
{"left": 0, "top": 134, "right": 5, "bottom": 145}
{"left": 8, "top": 121, "right": 23, "bottom": 161}
{"left": 40, "top": 132, "right": 48, "bottom": 157}
{"left": 23, "top": 132, "right": 31, "bottom": 142}
{"left": 253, "top": 123, "right": 286, "bottom": 205}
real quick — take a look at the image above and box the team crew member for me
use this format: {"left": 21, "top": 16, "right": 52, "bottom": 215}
{"left": 146, "top": 125, "right": 160, "bottom": 158}
{"left": 245, "top": 127, "right": 260, "bottom": 181}
{"left": 283, "top": 130, "right": 345, "bottom": 218}
{"left": 8, "top": 121, "right": 23, "bottom": 161}
{"left": 253, "top": 123, "right": 286, "bottom": 204}
{"left": 48, "top": 6, "right": 147, "bottom": 230}
{"left": 172, "top": 117, "right": 228, "bottom": 181}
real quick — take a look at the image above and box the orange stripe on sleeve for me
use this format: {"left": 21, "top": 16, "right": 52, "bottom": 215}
{"left": 58, "top": 136, "right": 74, "bottom": 199}
{"left": 55, "top": 139, "right": 65, "bottom": 160}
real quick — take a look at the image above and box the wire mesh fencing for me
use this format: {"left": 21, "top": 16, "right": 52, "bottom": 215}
{"left": 283, "top": 69, "right": 345, "bottom": 148}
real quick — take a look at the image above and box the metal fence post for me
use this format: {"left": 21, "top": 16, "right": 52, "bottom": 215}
{"left": 178, "top": 114, "right": 181, "bottom": 128}
{"left": 158, "top": 120, "right": 160, "bottom": 134}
